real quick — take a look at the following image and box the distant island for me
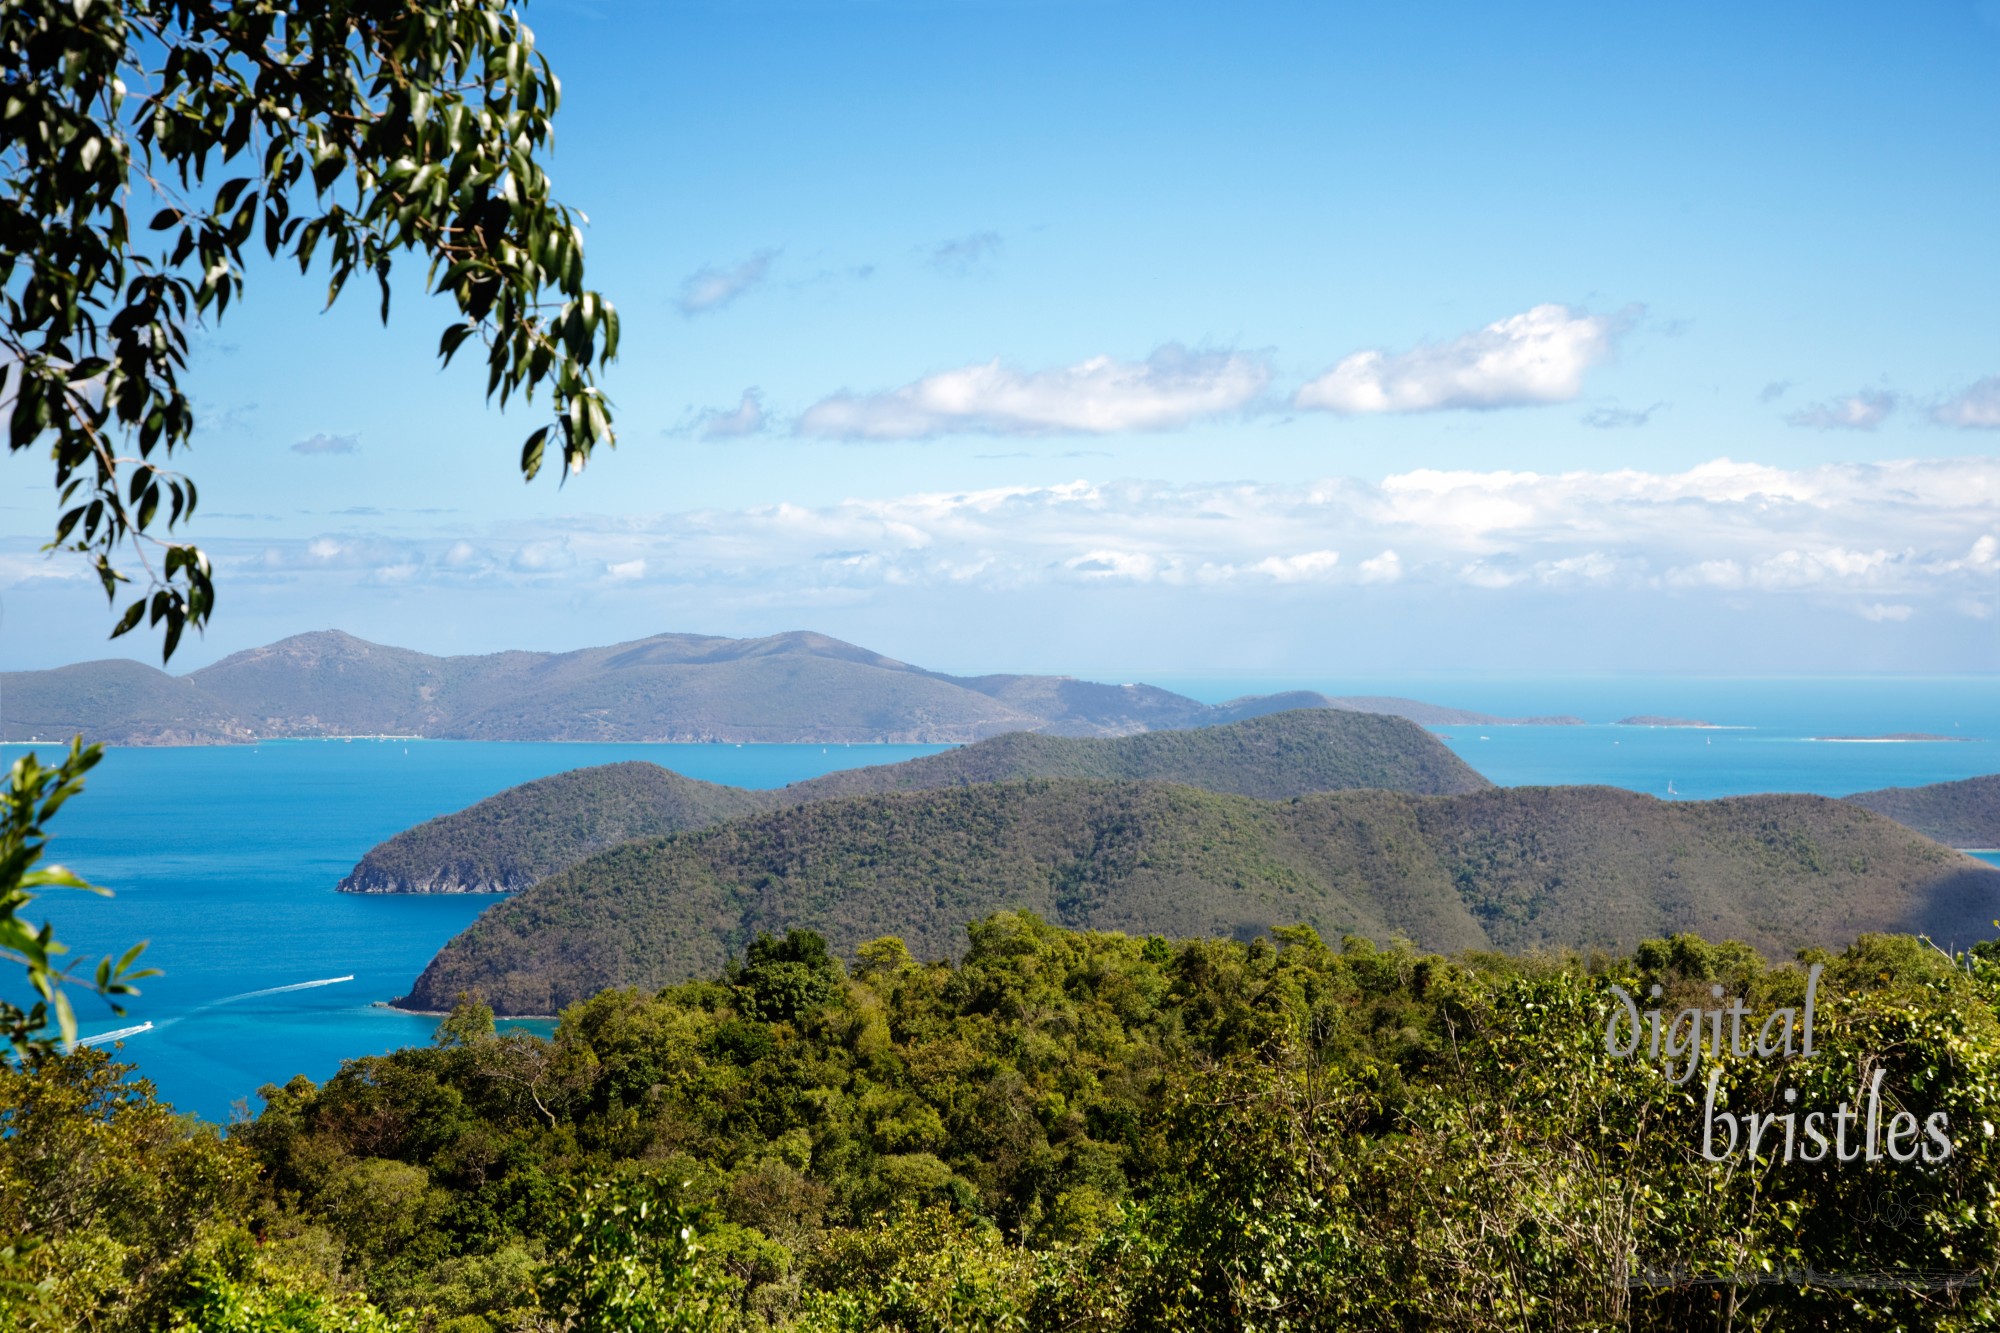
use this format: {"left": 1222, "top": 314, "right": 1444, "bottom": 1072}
{"left": 1615, "top": 715, "right": 1720, "bottom": 728}
{"left": 397, "top": 780, "right": 1997, "bottom": 1015}
{"left": 1, "top": 628, "right": 1585, "bottom": 746}
{"left": 337, "top": 709, "right": 1492, "bottom": 893}
{"left": 1813, "top": 733, "right": 1975, "bottom": 743}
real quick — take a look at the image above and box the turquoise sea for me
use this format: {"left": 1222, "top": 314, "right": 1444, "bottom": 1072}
{"left": 7, "top": 675, "right": 1997, "bottom": 1121}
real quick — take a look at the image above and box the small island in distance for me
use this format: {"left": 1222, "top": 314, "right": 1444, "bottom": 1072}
{"left": 1615, "top": 715, "right": 1722, "bottom": 728}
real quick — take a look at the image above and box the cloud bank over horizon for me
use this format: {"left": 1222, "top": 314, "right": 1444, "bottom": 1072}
{"left": 8, "top": 456, "right": 1988, "bottom": 673}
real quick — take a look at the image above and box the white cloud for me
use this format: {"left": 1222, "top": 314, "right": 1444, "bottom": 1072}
{"left": 1537, "top": 552, "right": 1623, "bottom": 586}
{"left": 697, "top": 390, "right": 767, "bottom": 440}
{"left": 1295, "top": 304, "right": 1632, "bottom": 414}
{"left": 1459, "top": 560, "right": 1527, "bottom": 589}
{"left": 1920, "top": 534, "right": 1999, "bottom": 578}
{"left": 1786, "top": 390, "right": 1898, "bottom": 431}
{"left": 537, "top": 458, "right": 1994, "bottom": 615}
{"left": 1356, "top": 550, "right": 1402, "bottom": 584}
{"left": 1249, "top": 549, "right": 1340, "bottom": 582}
{"left": 1932, "top": 377, "right": 2000, "bottom": 429}
{"left": 1858, "top": 603, "right": 1914, "bottom": 622}
{"left": 796, "top": 345, "right": 1271, "bottom": 440}
{"left": 1665, "top": 559, "right": 1745, "bottom": 590}
{"left": 0, "top": 552, "right": 87, "bottom": 585}
{"left": 59, "top": 459, "right": 1989, "bottom": 638}
{"left": 1064, "top": 549, "right": 1162, "bottom": 581}
{"left": 676, "top": 249, "right": 779, "bottom": 316}
{"left": 511, "top": 540, "right": 574, "bottom": 573}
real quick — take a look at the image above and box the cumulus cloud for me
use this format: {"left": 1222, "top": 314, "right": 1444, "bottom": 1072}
{"left": 696, "top": 390, "right": 767, "bottom": 440}
{"left": 1786, "top": 390, "right": 1898, "bottom": 431}
{"left": 796, "top": 344, "right": 1271, "bottom": 440}
{"left": 928, "top": 231, "right": 1002, "bottom": 272}
{"left": 676, "top": 249, "right": 779, "bottom": 315}
{"left": 1357, "top": 550, "right": 1402, "bottom": 584}
{"left": 1759, "top": 381, "right": 1792, "bottom": 404}
{"left": 1932, "top": 377, "right": 2000, "bottom": 429}
{"left": 291, "top": 432, "right": 358, "bottom": 455}
{"left": 511, "top": 540, "right": 574, "bottom": 573}
{"left": 1295, "top": 304, "right": 1633, "bottom": 414}
{"left": 1858, "top": 603, "right": 1913, "bottom": 622}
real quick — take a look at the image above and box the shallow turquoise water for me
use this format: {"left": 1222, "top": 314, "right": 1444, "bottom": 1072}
{"left": 7, "top": 676, "right": 1996, "bottom": 1121}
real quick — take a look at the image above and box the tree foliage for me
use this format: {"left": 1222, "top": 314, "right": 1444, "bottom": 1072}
{"left": 10, "top": 917, "right": 1994, "bottom": 1330}
{"left": 1, "top": 0, "right": 617, "bottom": 658}
{"left": 0, "top": 739, "right": 152, "bottom": 1061}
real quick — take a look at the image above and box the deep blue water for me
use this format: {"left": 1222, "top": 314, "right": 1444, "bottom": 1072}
{"left": 7, "top": 675, "right": 1997, "bottom": 1121}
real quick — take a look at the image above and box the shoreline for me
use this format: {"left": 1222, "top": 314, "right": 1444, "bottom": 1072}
{"left": 373, "top": 1000, "right": 559, "bottom": 1020}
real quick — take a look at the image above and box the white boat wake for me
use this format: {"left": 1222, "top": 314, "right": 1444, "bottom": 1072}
{"left": 75, "top": 1021, "right": 154, "bottom": 1047}
{"left": 216, "top": 976, "right": 356, "bottom": 1003}
{"left": 69, "top": 976, "right": 357, "bottom": 1049}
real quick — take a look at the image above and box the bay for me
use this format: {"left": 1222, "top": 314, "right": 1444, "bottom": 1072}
{"left": 13, "top": 739, "right": 947, "bottom": 1122}
{"left": 7, "top": 675, "right": 1995, "bottom": 1121}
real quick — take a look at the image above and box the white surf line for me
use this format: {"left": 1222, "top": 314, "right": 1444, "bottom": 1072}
{"left": 75, "top": 1021, "right": 154, "bottom": 1046}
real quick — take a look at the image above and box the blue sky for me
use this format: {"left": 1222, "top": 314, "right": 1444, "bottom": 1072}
{"left": 2, "top": 0, "right": 1996, "bottom": 676}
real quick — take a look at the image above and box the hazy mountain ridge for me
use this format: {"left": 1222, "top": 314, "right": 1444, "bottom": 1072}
{"left": 1847, "top": 774, "right": 2000, "bottom": 849}
{"left": 397, "top": 779, "right": 1998, "bottom": 1015}
{"left": 339, "top": 709, "right": 1492, "bottom": 893}
{"left": 3, "top": 628, "right": 1577, "bottom": 745}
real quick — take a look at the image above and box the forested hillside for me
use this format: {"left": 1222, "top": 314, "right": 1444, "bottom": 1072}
{"left": 777, "top": 707, "right": 1490, "bottom": 801}
{"left": 11, "top": 921, "right": 2000, "bottom": 1331}
{"left": 1848, "top": 773, "right": 2000, "bottom": 848}
{"left": 338, "top": 763, "right": 773, "bottom": 893}
{"left": 400, "top": 779, "right": 1994, "bottom": 1015}
{"left": 340, "top": 709, "right": 1490, "bottom": 893}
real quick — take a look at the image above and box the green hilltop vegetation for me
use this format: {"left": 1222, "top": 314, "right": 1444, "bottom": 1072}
{"left": 16, "top": 919, "right": 2000, "bottom": 1331}
{"left": 772, "top": 708, "right": 1490, "bottom": 801}
{"left": 339, "top": 763, "right": 775, "bottom": 894}
{"left": 1847, "top": 773, "right": 2000, "bottom": 849}
{"left": 1, "top": 627, "right": 1577, "bottom": 745}
{"left": 339, "top": 709, "right": 1491, "bottom": 894}
{"left": 399, "top": 778, "right": 1996, "bottom": 1016}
